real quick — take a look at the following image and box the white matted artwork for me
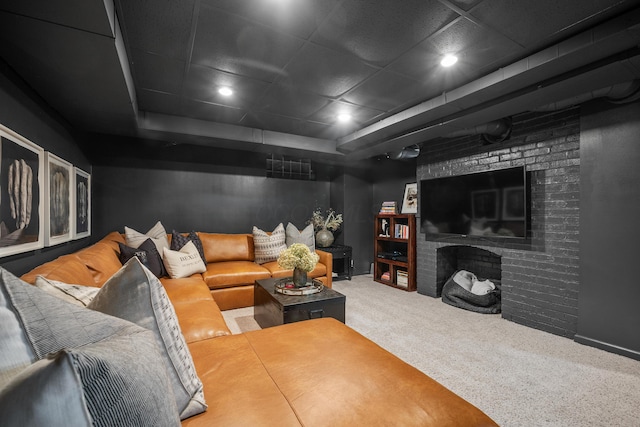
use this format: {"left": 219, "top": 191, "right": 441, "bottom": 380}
{"left": 401, "top": 182, "right": 418, "bottom": 214}
{"left": 73, "top": 167, "right": 91, "bottom": 239}
{"left": 0, "top": 124, "right": 45, "bottom": 257}
{"left": 44, "top": 152, "right": 73, "bottom": 246}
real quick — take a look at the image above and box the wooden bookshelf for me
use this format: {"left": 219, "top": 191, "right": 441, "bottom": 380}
{"left": 373, "top": 214, "right": 416, "bottom": 291}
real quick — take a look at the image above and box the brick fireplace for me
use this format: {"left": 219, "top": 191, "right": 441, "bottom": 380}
{"left": 436, "top": 245, "right": 502, "bottom": 295}
{"left": 416, "top": 108, "right": 581, "bottom": 338}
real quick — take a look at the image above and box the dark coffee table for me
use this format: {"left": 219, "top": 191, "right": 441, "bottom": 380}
{"left": 254, "top": 278, "right": 346, "bottom": 328}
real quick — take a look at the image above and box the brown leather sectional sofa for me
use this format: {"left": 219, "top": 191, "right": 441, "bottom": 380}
{"left": 21, "top": 231, "right": 498, "bottom": 426}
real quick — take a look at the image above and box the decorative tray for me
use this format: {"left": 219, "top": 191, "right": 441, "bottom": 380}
{"left": 274, "top": 278, "right": 324, "bottom": 295}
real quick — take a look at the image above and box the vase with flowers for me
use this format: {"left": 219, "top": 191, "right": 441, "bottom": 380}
{"left": 308, "top": 208, "right": 343, "bottom": 248}
{"left": 277, "top": 243, "right": 320, "bottom": 287}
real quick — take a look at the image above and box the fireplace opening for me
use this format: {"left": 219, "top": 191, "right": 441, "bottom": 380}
{"left": 436, "top": 245, "right": 502, "bottom": 296}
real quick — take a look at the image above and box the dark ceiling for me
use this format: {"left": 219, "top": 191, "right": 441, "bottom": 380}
{"left": 1, "top": 0, "right": 640, "bottom": 163}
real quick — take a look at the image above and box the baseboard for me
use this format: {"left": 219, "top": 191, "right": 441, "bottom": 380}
{"left": 574, "top": 334, "right": 640, "bottom": 361}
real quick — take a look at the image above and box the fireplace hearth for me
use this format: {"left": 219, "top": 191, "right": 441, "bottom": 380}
{"left": 436, "top": 245, "right": 502, "bottom": 296}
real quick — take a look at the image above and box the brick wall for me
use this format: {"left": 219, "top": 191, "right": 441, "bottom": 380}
{"left": 416, "top": 108, "right": 580, "bottom": 338}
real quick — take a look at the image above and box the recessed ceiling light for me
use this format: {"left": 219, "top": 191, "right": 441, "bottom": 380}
{"left": 218, "top": 86, "right": 233, "bottom": 96}
{"left": 337, "top": 113, "right": 352, "bottom": 123}
{"left": 440, "top": 54, "right": 458, "bottom": 67}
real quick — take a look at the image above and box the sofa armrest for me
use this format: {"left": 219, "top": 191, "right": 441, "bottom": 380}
{"left": 316, "top": 249, "right": 332, "bottom": 288}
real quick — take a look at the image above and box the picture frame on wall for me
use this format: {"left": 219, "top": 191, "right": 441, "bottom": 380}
{"left": 0, "top": 124, "right": 45, "bottom": 257}
{"left": 44, "top": 152, "right": 73, "bottom": 246}
{"left": 401, "top": 182, "right": 418, "bottom": 214}
{"left": 73, "top": 167, "right": 91, "bottom": 239}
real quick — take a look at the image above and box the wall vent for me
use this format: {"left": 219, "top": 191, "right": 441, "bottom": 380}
{"left": 266, "top": 155, "right": 315, "bottom": 180}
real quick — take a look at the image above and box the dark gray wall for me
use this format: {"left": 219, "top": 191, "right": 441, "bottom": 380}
{"left": 577, "top": 100, "right": 640, "bottom": 360}
{"left": 0, "top": 61, "right": 91, "bottom": 276}
{"left": 93, "top": 162, "right": 331, "bottom": 238}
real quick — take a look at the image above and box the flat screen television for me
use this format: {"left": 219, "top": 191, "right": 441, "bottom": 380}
{"left": 420, "top": 167, "right": 529, "bottom": 240}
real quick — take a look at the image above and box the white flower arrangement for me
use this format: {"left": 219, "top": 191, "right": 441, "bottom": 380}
{"left": 277, "top": 243, "right": 319, "bottom": 272}
{"left": 308, "top": 208, "right": 343, "bottom": 232}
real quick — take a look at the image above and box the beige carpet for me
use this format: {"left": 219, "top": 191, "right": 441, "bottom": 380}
{"left": 222, "top": 275, "right": 640, "bottom": 427}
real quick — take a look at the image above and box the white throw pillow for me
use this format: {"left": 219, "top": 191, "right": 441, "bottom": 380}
{"left": 253, "top": 223, "right": 287, "bottom": 264}
{"left": 34, "top": 276, "right": 99, "bottom": 307}
{"left": 125, "top": 221, "right": 170, "bottom": 258}
{"left": 162, "top": 241, "right": 207, "bottom": 279}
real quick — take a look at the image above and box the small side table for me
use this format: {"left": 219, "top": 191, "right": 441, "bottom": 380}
{"left": 319, "top": 245, "right": 353, "bottom": 281}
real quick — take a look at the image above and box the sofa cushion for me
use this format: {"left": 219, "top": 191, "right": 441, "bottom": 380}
{"left": 285, "top": 222, "right": 315, "bottom": 252}
{"left": 74, "top": 241, "right": 124, "bottom": 286}
{"left": 159, "top": 277, "right": 232, "bottom": 342}
{"left": 202, "top": 261, "right": 271, "bottom": 289}
{"left": 184, "top": 334, "right": 302, "bottom": 427}
{"left": 118, "top": 238, "right": 166, "bottom": 278}
{"left": 125, "top": 221, "right": 170, "bottom": 257}
{"left": 199, "top": 233, "right": 255, "bottom": 263}
{"left": 34, "top": 276, "right": 99, "bottom": 307}
{"left": 252, "top": 223, "right": 287, "bottom": 264}
{"left": 88, "top": 258, "right": 207, "bottom": 419}
{"left": 163, "top": 241, "right": 207, "bottom": 279}
{"left": 171, "top": 230, "right": 206, "bottom": 263}
{"left": 20, "top": 254, "right": 96, "bottom": 286}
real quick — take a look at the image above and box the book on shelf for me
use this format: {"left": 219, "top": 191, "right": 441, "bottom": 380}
{"left": 394, "top": 224, "right": 410, "bottom": 239}
{"left": 379, "top": 201, "right": 397, "bottom": 214}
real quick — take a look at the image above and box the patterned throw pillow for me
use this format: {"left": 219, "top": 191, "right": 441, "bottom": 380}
{"left": 124, "top": 221, "right": 170, "bottom": 258}
{"left": 285, "top": 222, "right": 315, "bottom": 252}
{"left": 163, "top": 241, "right": 207, "bottom": 279}
{"left": 88, "top": 258, "right": 207, "bottom": 419}
{"left": 252, "top": 223, "right": 287, "bottom": 264}
{"left": 119, "top": 238, "right": 167, "bottom": 278}
{"left": 171, "top": 230, "right": 206, "bottom": 264}
{"left": 34, "top": 276, "right": 99, "bottom": 307}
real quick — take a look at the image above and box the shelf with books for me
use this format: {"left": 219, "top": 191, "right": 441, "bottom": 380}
{"left": 373, "top": 214, "right": 416, "bottom": 291}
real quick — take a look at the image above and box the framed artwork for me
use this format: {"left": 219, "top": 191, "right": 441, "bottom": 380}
{"left": 0, "top": 124, "right": 45, "bottom": 257}
{"left": 502, "top": 187, "right": 525, "bottom": 220}
{"left": 73, "top": 167, "right": 91, "bottom": 239}
{"left": 44, "top": 152, "right": 73, "bottom": 246}
{"left": 401, "top": 182, "right": 418, "bottom": 214}
{"left": 471, "top": 189, "right": 498, "bottom": 221}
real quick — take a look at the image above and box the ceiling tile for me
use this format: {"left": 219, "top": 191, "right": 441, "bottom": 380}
{"left": 282, "top": 43, "right": 378, "bottom": 98}
{"left": 309, "top": 101, "right": 384, "bottom": 126}
{"left": 0, "top": 0, "right": 114, "bottom": 36}
{"left": 118, "top": 0, "right": 195, "bottom": 60}
{"left": 469, "top": 0, "right": 634, "bottom": 49}
{"left": 388, "top": 16, "right": 522, "bottom": 91}
{"left": 180, "top": 98, "right": 246, "bottom": 123}
{"left": 137, "top": 90, "right": 182, "bottom": 116}
{"left": 200, "top": 0, "right": 339, "bottom": 39}
{"left": 182, "top": 64, "right": 271, "bottom": 109}
{"left": 130, "top": 49, "right": 185, "bottom": 95}
{"left": 255, "top": 84, "right": 331, "bottom": 118}
{"left": 192, "top": 5, "right": 304, "bottom": 82}
{"left": 342, "top": 70, "right": 430, "bottom": 112}
{"left": 312, "top": 0, "right": 458, "bottom": 66}
{"left": 445, "top": 0, "right": 484, "bottom": 12}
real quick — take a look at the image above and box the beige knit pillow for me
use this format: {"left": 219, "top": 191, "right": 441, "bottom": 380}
{"left": 252, "top": 223, "right": 287, "bottom": 264}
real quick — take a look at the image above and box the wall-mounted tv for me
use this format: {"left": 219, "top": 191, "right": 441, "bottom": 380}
{"left": 420, "top": 167, "right": 529, "bottom": 240}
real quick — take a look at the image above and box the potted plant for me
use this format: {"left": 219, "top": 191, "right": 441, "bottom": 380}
{"left": 277, "top": 243, "right": 320, "bottom": 287}
{"left": 308, "top": 208, "right": 343, "bottom": 247}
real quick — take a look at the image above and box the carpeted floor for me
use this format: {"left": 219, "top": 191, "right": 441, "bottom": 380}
{"left": 222, "top": 275, "right": 640, "bottom": 427}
